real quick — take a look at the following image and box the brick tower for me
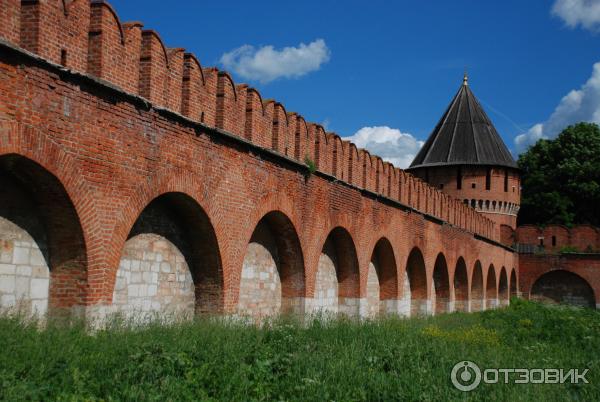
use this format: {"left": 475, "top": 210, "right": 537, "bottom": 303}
{"left": 407, "top": 74, "right": 521, "bottom": 231}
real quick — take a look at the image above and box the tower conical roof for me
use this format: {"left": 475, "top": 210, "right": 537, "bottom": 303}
{"left": 408, "top": 76, "right": 517, "bottom": 170}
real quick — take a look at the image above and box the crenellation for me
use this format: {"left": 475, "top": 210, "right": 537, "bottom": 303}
{"left": 359, "top": 149, "right": 373, "bottom": 191}
{"left": 0, "top": 0, "right": 20, "bottom": 44}
{"left": 309, "top": 124, "right": 328, "bottom": 174}
{"left": 405, "top": 174, "right": 413, "bottom": 207}
{"left": 346, "top": 142, "right": 359, "bottom": 187}
{"left": 1, "top": 0, "right": 500, "bottom": 238}
{"left": 329, "top": 133, "right": 343, "bottom": 179}
{"left": 374, "top": 157, "right": 385, "bottom": 195}
{"left": 182, "top": 53, "right": 206, "bottom": 122}
{"left": 166, "top": 47, "right": 185, "bottom": 113}
{"left": 139, "top": 30, "right": 170, "bottom": 107}
{"left": 271, "top": 102, "right": 289, "bottom": 155}
{"left": 24, "top": 0, "right": 90, "bottom": 69}
{"left": 244, "top": 88, "right": 272, "bottom": 148}
{"left": 516, "top": 224, "right": 600, "bottom": 252}
{"left": 413, "top": 177, "right": 424, "bottom": 211}
{"left": 0, "top": 0, "right": 527, "bottom": 324}
{"left": 214, "top": 70, "right": 245, "bottom": 136}
{"left": 285, "top": 112, "right": 299, "bottom": 159}
{"left": 386, "top": 164, "right": 397, "bottom": 200}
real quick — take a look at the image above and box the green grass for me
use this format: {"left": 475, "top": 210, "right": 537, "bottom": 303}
{"left": 1, "top": 299, "right": 599, "bottom": 401}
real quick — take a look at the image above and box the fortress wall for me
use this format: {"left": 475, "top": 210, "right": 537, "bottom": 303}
{"left": 0, "top": 50, "right": 517, "bottom": 319}
{"left": 570, "top": 226, "right": 600, "bottom": 251}
{"left": 519, "top": 254, "right": 600, "bottom": 308}
{"left": 516, "top": 225, "right": 600, "bottom": 252}
{"left": 515, "top": 225, "right": 600, "bottom": 310}
{"left": 0, "top": 0, "right": 501, "bottom": 243}
{"left": 0, "top": 0, "right": 515, "bottom": 320}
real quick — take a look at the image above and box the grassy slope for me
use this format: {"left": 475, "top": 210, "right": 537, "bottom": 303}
{"left": 0, "top": 299, "right": 598, "bottom": 401}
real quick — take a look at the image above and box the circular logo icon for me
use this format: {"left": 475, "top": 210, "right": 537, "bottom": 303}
{"left": 451, "top": 361, "right": 482, "bottom": 391}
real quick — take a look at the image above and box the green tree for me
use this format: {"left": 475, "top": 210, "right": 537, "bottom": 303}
{"left": 518, "top": 122, "right": 600, "bottom": 226}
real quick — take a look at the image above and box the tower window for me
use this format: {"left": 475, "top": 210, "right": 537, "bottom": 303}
{"left": 552, "top": 236, "right": 556, "bottom": 246}
{"left": 471, "top": 183, "right": 476, "bottom": 189}
{"left": 504, "top": 169, "right": 509, "bottom": 192}
{"left": 457, "top": 166, "right": 462, "bottom": 190}
{"left": 60, "top": 49, "right": 67, "bottom": 67}
{"left": 485, "top": 168, "right": 491, "bottom": 190}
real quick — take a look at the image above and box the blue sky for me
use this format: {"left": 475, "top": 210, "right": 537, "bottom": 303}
{"left": 111, "top": 0, "right": 600, "bottom": 167}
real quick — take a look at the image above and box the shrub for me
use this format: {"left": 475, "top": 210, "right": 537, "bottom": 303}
{"left": 304, "top": 155, "right": 316, "bottom": 175}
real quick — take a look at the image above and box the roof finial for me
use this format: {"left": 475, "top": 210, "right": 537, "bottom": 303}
{"left": 463, "top": 67, "right": 468, "bottom": 86}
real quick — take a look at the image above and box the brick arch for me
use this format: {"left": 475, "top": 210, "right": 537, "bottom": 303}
{"left": 325, "top": 226, "right": 360, "bottom": 297}
{"left": 499, "top": 267, "right": 509, "bottom": 306}
{"left": 307, "top": 212, "right": 359, "bottom": 293}
{"left": 238, "top": 210, "right": 306, "bottom": 318}
{"left": 108, "top": 168, "right": 229, "bottom": 310}
{"left": 0, "top": 121, "right": 101, "bottom": 307}
{"left": 406, "top": 247, "right": 427, "bottom": 316}
{"left": 369, "top": 237, "right": 398, "bottom": 301}
{"left": 115, "top": 191, "right": 223, "bottom": 315}
{"left": 229, "top": 190, "right": 302, "bottom": 300}
{"left": 433, "top": 253, "right": 450, "bottom": 314}
{"left": 486, "top": 264, "right": 498, "bottom": 309}
{"left": 530, "top": 270, "right": 595, "bottom": 308}
{"left": 453, "top": 257, "right": 469, "bottom": 312}
{"left": 367, "top": 237, "right": 398, "bottom": 315}
{"left": 471, "top": 260, "right": 484, "bottom": 311}
{"left": 0, "top": 153, "right": 87, "bottom": 315}
{"left": 315, "top": 226, "right": 360, "bottom": 316}
{"left": 509, "top": 268, "right": 518, "bottom": 298}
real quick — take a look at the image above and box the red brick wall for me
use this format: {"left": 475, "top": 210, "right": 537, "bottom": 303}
{"left": 516, "top": 225, "right": 600, "bottom": 252}
{"left": 0, "top": 0, "right": 515, "bottom": 314}
{"left": 519, "top": 254, "right": 600, "bottom": 307}
{"left": 0, "top": 0, "right": 20, "bottom": 44}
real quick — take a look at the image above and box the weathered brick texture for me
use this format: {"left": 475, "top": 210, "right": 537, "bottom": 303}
{"left": 0, "top": 0, "right": 540, "bottom": 321}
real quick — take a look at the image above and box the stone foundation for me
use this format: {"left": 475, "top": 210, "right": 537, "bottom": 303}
{"left": 238, "top": 241, "right": 282, "bottom": 318}
{"left": 486, "top": 298, "right": 499, "bottom": 309}
{"left": 363, "top": 262, "right": 381, "bottom": 318}
{"left": 338, "top": 296, "right": 360, "bottom": 317}
{"left": 0, "top": 217, "right": 49, "bottom": 318}
{"left": 470, "top": 298, "right": 484, "bottom": 312}
{"left": 312, "top": 253, "right": 339, "bottom": 314}
{"left": 112, "top": 233, "right": 195, "bottom": 321}
{"left": 454, "top": 299, "right": 469, "bottom": 312}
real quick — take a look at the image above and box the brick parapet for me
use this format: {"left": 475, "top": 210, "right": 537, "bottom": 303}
{"left": 0, "top": 0, "right": 498, "bottom": 241}
{"left": 516, "top": 224, "right": 600, "bottom": 253}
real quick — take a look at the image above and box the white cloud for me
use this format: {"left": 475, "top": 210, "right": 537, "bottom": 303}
{"left": 344, "top": 126, "right": 424, "bottom": 169}
{"left": 515, "top": 62, "right": 600, "bottom": 153}
{"left": 552, "top": 0, "right": 600, "bottom": 31}
{"left": 220, "top": 39, "right": 330, "bottom": 84}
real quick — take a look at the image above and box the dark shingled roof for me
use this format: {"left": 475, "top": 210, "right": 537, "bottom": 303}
{"left": 408, "top": 77, "right": 517, "bottom": 170}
